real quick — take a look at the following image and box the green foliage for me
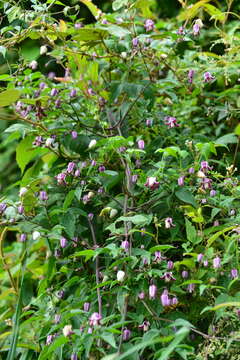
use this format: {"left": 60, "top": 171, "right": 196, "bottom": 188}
{"left": 0, "top": 0, "right": 240, "bottom": 359}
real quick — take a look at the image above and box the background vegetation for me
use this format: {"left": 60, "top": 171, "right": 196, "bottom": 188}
{"left": 0, "top": 0, "right": 240, "bottom": 359}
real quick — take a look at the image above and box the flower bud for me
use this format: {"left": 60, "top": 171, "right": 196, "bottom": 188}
{"left": 83, "top": 302, "right": 90, "bottom": 311}
{"left": 167, "top": 261, "right": 174, "bottom": 270}
{"left": 182, "top": 270, "right": 188, "bottom": 279}
{"left": 197, "top": 253, "right": 203, "bottom": 262}
{"left": 70, "top": 89, "right": 77, "bottom": 97}
{"left": 39, "top": 191, "right": 48, "bottom": 201}
{"left": 71, "top": 131, "right": 78, "bottom": 139}
{"left": 18, "top": 205, "right": 24, "bottom": 214}
{"left": 213, "top": 256, "right": 221, "bottom": 269}
{"left": 20, "top": 233, "right": 27, "bottom": 242}
{"left": 50, "top": 88, "right": 58, "bottom": 97}
{"left": 122, "top": 329, "right": 131, "bottom": 341}
{"left": 29, "top": 60, "right": 38, "bottom": 70}
{"left": 32, "top": 231, "right": 41, "bottom": 240}
{"left": 117, "top": 270, "right": 125, "bottom": 282}
{"left": 137, "top": 140, "right": 145, "bottom": 150}
{"left": 63, "top": 325, "right": 73, "bottom": 337}
{"left": 19, "top": 187, "right": 28, "bottom": 197}
{"left": 60, "top": 237, "right": 67, "bottom": 248}
{"left": 109, "top": 208, "right": 118, "bottom": 218}
{"left": 138, "top": 291, "right": 145, "bottom": 300}
{"left": 40, "top": 45, "right": 48, "bottom": 55}
{"left": 161, "top": 289, "right": 170, "bottom": 306}
{"left": 149, "top": 284, "right": 157, "bottom": 299}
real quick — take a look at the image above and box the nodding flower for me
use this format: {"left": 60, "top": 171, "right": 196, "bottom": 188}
{"left": 149, "top": 284, "right": 157, "bottom": 300}
{"left": 161, "top": 289, "right": 170, "bottom": 306}
{"left": 165, "top": 116, "right": 179, "bottom": 128}
{"left": 144, "top": 177, "right": 160, "bottom": 190}
{"left": 144, "top": 19, "right": 154, "bottom": 32}
{"left": 165, "top": 217, "right": 175, "bottom": 229}
{"left": 89, "top": 312, "right": 102, "bottom": 326}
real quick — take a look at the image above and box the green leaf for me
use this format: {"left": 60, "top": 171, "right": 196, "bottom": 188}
{"left": 38, "top": 336, "right": 68, "bottom": 360}
{"left": 203, "top": 4, "right": 225, "bottom": 22}
{"left": 185, "top": 218, "right": 197, "bottom": 243}
{"left": 103, "top": 25, "right": 131, "bottom": 38}
{"left": 112, "top": 0, "right": 128, "bottom": 11}
{"left": 71, "top": 250, "right": 95, "bottom": 261}
{"left": 116, "top": 214, "right": 152, "bottom": 226}
{"left": 0, "top": 89, "right": 20, "bottom": 107}
{"left": 215, "top": 133, "right": 237, "bottom": 145}
{"left": 149, "top": 245, "right": 175, "bottom": 253}
{"left": 207, "top": 225, "right": 237, "bottom": 247}
{"left": 234, "top": 124, "right": 240, "bottom": 136}
{"left": 79, "top": 0, "right": 101, "bottom": 18}
{"left": 16, "top": 136, "right": 48, "bottom": 173}
{"left": 73, "top": 28, "right": 108, "bottom": 41}
{"left": 0, "top": 46, "right": 6, "bottom": 58}
{"left": 175, "top": 188, "right": 197, "bottom": 208}
{"left": 101, "top": 332, "right": 117, "bottom": 348}
{"left": 210, "top": 302, "right": 240, "bottom": 311}
{"left": 63, "top": 190, "right": 75, "bottom": 211}
{"left": 156, "top": 327, "right": 190, "bottom": 360}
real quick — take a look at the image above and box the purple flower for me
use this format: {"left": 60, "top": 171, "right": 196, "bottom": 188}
{"left": 188, "top": 70, "right": 195, "bottom": 83}
{"left": 161, "top": 289, "right": 170, "bottom": 306}
{"left": 210, "top": 189, "right": 216, "bottom": 197}
{"left": 231, "top": 269, "right": 238, "bottom": 279}
{"left": 56, "top": 172, "right": 67, "bottom": 185}
{"left": 87, "top": 88, "right": 95, "bottom": 96}
{"left": 197, "top": 253, "right": 203, "bottom": 262}
{"left": 201, "top": 177, "right": 212, "bottom": 190}
{"left": 192, "top": 23, "right": 200, "bottom": 36}
{"left": 154, "top": 251, "right": 166, "bottom": 263}
{"left": 122, "top": 329, "right": 131, "bottom": 341}
{"left": 165, "top": 116, "right": 179, "bottom": 128}
{"left": 203, "top": 260, "right": 208, "bottom": 267}
{"left": 187, "top": 283, "right": 195, "bottom": 293}
{"left": 60, "top": 237, "right": 67, "bottom": 248}
{"left": 181, "top": 270, "right": 189, "bottom": 279}
{"left": 177, "top": 26, "right": 185, "bottom": 35}
{"left": 75, "top": 23, "right": 83, "bottom": 29}
{"left": 54, "top": 314, "right": 61, "bottom": 324}
{"left": 132, "top": 37, "right": 139, "bottom": 47}
{"left": 89, "top": 312, "right": 102, "bottom": 326}
{"left": 46, "top": 334, "right": 54, "bottom": 345}
{"left": 188, "top": 167, "right": 195, "bottom": 174}
{"left": 71, "top": 353, "right": 78, "bottom": 360}
{"left": 57, "top": 289, "right": 65, "bottom": 299}
{"left": 33, "top": 136, "right": 44, "bottom": 146}
{"left": 161, "top": 272, "right": 176, "bottom": 282}
{"left": 74, "top": 169, "right": 80, "bottom": 177}
{"left": 0, "top": 203, "right": 7, "bottom": 214}
{"left": 145, "top": 177, "right": 160, "bottom": 190}
{"left": 39, "top": 191, "right": 48, "bottom": 201}
{"left": 67, "top": 162, "right": 75, "bottom": 174}
{"left": 18, "top": 205, "right": 24, "bottom": 214}
{"left": 88, "top": 327, "right": 93, "bottom": 334}
{"left": 146, "top": 118, "right": 153, "bottom": 127}
{"left": 200, "top": 161, "right": 211, "bottom": 173}
{"left": 203, "top": 72, "right": 215, "bottom": 83}
{"left": 88, "top": 213, "right": 94, "bottom": 221}
{"left": 71, "top": 131, "right": 78, "bottom": 139}
{"left": 144, "top": 19, "right": 154, "bottom": 32}
{"left": 39, "top": 82, "right": 46, "bottom": 90}
{"left": 48, "top": 72, "right": 56, "bottom": 79}
{"left": 213, "top": 256, "right": 221, "bottom": 269}
{"left": 171, "top": 297, "right": 178, "bottom": 305}
{"left": 139, "top": 320, "right": 150, "bottom": 331}
{"left": 70, "top": 89, "right": 77, "bottom": 97}
{"left": 50, "top": 88, "right": 58, "bottom": 97}
{"left": 137, "top": 139, "right": 145, "bottom": 150}
{"left": 165, "top": 217, "right": 175, "bottom": 229}
{"left": 98, "top": 165, "right": 105, "bottom": 173}
{"left": 121, "top": 240, "right": 130, "bottom": 251}
{"left": 20, "top": 233, "right": 27, "bottom": 242}
{"left": 83, "top": 302, "right": 90, "bottom": 312}
{"left": 178, "top": 176, "right": 185, "bottom": 186}
{"left": 149, "top": 284, "right": 157, "bottom": 299}
{"left": 131, "top": 174, "right": 138, "bottom": 184}
{"left": 167, "top": 261, "right": 174, "bottom": 270}
{"left": 138, "top": 291, "right": 145, "bottom": 300}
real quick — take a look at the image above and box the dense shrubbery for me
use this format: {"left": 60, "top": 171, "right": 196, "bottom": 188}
{"left": 1, "top": 0, "right": 240, "bottom": 359}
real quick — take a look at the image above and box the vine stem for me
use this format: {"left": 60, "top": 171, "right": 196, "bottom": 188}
{"left": 118, "top": 294, "right": 129, "bottom": 354}
{"left": 141, "top": 300, "right": 240, "bottom": 342}
{"left": 0, "top": 228, "right": 18, "bottom": 294}
{"left": 88, "top": 218, "right": 102, "bottom": 317}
